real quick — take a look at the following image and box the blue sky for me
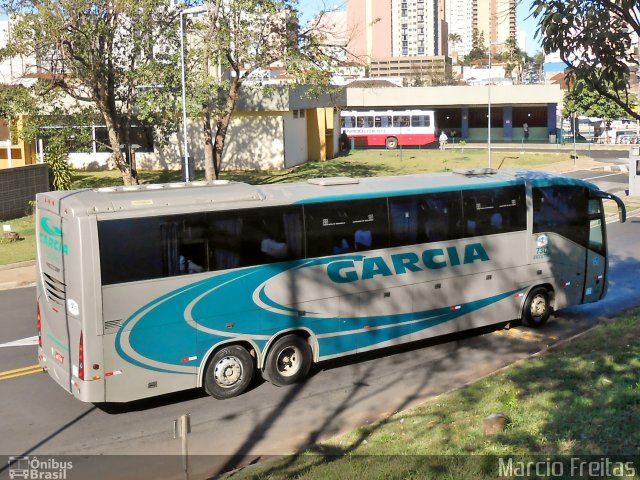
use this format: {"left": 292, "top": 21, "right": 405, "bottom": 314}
{"left": 297, "top": 0, "right": 543, "bottom": 54}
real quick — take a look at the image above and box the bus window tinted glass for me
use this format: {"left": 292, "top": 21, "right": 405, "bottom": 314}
{"left": 356, "top": 116, "right": 373, "bottom": 128}
{"left": 462, "top": 186, "right": 526, "bottom": 237}
{"left": 341, "top": 116, "right": 355, "bottom": 128}
{"left": 375, "top": 115, "right": 392, "bottom": 127}
{"left": 98, "top": 206, "right": 304, "bottom": 285}
{"left": 393, "top": 116, "right": 410, "bottom": 127}
{"left": 98, "top": 214, "right": 209, "bottom": 285}
{"left": 389, "top": 191, "right": 463, "bottom": 246}
{"left": 214, "top": 206, "right": 304, "bottom": 269}
{"left": 305, "top": 199, "right": 389, "bottom": 257}
{"left": 412, "top": 115, "right": 430, "bottom": 127}
{"left": 533, "top": 185, "right": 588, "bottom": 247}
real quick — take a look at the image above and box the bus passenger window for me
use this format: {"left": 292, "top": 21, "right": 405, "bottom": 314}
{"left": 412, "top": 115, "right": 427, "bottom": 127}
{"left": 341, "top": 116, "right": 355, "bottom": 128}
{"left": 462, "top": 186, "right": 526, "bottom": 237}
{"left": 533, "top": 186, "right": 588, "bottom": 247}
{"left": 394, "top": 116, "right": 410, "bottom": 127}
{"left": 357, "top": 117, "right": 373, "bottom": 128}
{"left": 389, "top": 200, "right": 418, "bottom": 246}
{"left": 305, "top": 199, "right": 388, "bottom": 257}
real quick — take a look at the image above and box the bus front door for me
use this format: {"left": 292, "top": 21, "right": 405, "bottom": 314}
{"left": 583, "top": 199, "right": 607, "bottom": 303}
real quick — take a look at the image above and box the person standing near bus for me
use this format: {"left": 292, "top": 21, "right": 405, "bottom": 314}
{"left": 439, "top": 131, "right": 448, "bottom": 150}
{"left": 339, "top": 130, "right": 350, "bottom": 154}
{"left": 523, "top": 122, "right": 529, "bottom": 141}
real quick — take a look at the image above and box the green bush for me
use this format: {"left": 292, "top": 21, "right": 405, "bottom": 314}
{"left": 44, "top": 137, "right": 72, "bottom": 190}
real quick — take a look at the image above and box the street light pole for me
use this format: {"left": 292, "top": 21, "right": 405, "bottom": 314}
{"left": 179, "top": 10, "right": 190, "bottom": 182}
{"left": 488, "top": 49, "right": 492, "bottom": 168}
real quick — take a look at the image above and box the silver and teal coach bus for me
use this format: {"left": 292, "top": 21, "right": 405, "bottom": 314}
{"left": 36, "top": 169, "right": 626, "bottom": 402}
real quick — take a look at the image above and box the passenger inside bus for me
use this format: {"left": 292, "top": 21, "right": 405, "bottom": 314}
{"left": 354, "top": 229, "right": 372, "bottom": 250}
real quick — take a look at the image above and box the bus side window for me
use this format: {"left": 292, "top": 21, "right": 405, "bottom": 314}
{"left": 389, "top": 198, "right": 418, "bottom": 246}
{"left": 176, "top": 215, "right": 208, "bottom": 274}
{"left": 342, "top": 116, "right": 355, "bottom": 128}
{"left": 394, "top": 116, "right": 409, "bottom": 127}
{"left": 422, "top": 192, "right": 463, "bottom": 242}
{"left": 533, "top": 186, "right": 588, "bottom": 247}
{"left": 462, "top": 186, "right": 526, "bottom": 237}
{"left": 357, "top": 116, "right": 373, "bottom": 128}
{"left": 412, "top": 115, "right": 426, "bottom": 127}
{"left": 305, "top": 199, "right": 389, "bottom": 257}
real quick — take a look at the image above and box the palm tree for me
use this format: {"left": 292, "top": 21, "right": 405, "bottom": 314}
{"left": 448, "top": 32, "right": 462, "bottom": 55}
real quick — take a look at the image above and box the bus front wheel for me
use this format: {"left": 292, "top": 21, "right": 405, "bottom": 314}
{"left": 264, "top": 334, "right": 312, "bottom": 387}
{"left": 522, "top": 287, "right": 551, "bottom": 328}
{"left": 385, "top": 137, "right": 398, "bottom": 150}
{"left": 204, "top": 345, "right": 254, "bottom": 399}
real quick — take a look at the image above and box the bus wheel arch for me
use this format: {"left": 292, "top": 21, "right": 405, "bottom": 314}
{"left": 263, "top": 331, "right": 314, "bottom": 387}
{"left": 385, "top": 137, "right": 398, "bottom": 149}
{"left": 202, "top": 342, "right": 256, "bottom": 400}
{"left": 521, "top": 285, "right": 553, "bottom": 328}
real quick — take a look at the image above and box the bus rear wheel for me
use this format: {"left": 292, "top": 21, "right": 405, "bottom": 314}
{"left": 204, "top": 345, "right": 254, "bottom": 399}
{"left": 522, "top": 287, "right": 551, "bottom": 328}
{"left": 385, "top": 137, "right": 398, "bottom": 149}
{"left": 264, "top": 334, "right": 312, "bottom": 387}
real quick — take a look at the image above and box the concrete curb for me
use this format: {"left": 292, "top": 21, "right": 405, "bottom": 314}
{"left": 0, "top": 261, "right": 37, "bottom": 291}
{"left": 0, "top": 280, "right": 36, "bottom": 291}
{"left": 0, "top": 260, "right": 35, "bottom": 271}
{"left": 589, "top": 165, "right": 629, "bottom": 173}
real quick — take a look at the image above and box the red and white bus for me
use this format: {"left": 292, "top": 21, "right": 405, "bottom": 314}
{"left": 340, "top": 109, "right": 436, "bottom": 149}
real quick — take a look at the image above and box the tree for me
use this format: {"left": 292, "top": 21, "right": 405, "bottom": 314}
{"left": 531, "top": 0, "right": 640, "bottom": 121}
{"left": 464, "top": 29, "right": 488, "bottom": 64}
{"left": 448, "top": 32, "right": 462, "bottom": 56}
{"left": 563, "top": 78, "right": 637, "bottom": 142}
{"left": 186, "top": 1, "right": 350, "bottom": 180}
{"left": 0, "top": 0, "right": 184, "bottom": 185}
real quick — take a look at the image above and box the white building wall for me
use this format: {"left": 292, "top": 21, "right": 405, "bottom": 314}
{"left": 283, "top": 112, "right": 309, "bottom": 168}
{"left": 222, "top": 114, "right": 285, "bottom": 170}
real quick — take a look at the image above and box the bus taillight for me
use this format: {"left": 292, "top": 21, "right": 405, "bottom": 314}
{"left": 37, "top": 302, "right": 42, "bottom": 347}
{"left": 79, "top": 331, "right": 85, "bottom": 381}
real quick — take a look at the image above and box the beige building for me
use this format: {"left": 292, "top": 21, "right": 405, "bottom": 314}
{"left": 60, "top": 87, "right": 344, "bottom": 173}
{"left": 369, "top": 56, "right": 453, "bottom": 84}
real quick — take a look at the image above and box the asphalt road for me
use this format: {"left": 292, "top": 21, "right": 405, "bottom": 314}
{"left": 1, "top": 181, "right": 639, "bottom": 480}
{"left": 566, "top": 170, "right": 629, "bottom": 196}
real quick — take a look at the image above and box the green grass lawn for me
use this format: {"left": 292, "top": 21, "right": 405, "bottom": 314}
{"left": 0, "top": 215, "right": 36, "bottom": 265}
{"left": 222, "top": 309, "right": 640, "bottom": 479}
{"left": 0, "top": 149, "right": 619, "bottom": 266}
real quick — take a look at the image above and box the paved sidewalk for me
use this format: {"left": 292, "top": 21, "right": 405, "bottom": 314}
{"left": 0, "top": 261, "right": 36, "bottom": 291}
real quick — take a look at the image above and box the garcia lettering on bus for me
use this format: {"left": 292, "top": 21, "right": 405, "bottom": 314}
{"left": 39, "top": 217, "right": 69, "bottom": 256}
{"left": 327, "top": 242, "right": 489, "bottom": 283}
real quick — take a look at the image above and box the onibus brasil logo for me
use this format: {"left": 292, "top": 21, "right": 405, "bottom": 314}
{"left": 39, "top": 217, "right": 69, "bottom": 256}
{"left": 8, "top": 456, "right": 73, "bottom": 479}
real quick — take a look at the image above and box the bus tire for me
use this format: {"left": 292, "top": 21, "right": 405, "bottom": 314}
{"left": 264, "top": 334, "right": 312, "bottom": 387}
{"left": 385, "top": 137, "right": 398, "bottom": 150}
{"left": 203, "top": 345, "right": 254, "bottom": 400}
{"left": 522, "top": 287, "right": 551, "bottom": 328}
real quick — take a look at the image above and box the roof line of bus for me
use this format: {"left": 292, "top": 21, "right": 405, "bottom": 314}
{"left": 293, "top": 174, "right": 598, "bottom": 205}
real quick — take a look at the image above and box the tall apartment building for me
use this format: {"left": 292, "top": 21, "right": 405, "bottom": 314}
{"left": 346, "top": 0, "right": 448, "bottom": 62}
{"left": 445, "top": 0, "right": 473, "bottom": 57}
{"left": 391, "top": 0, "right": 442, "bottom": 57}
{"left": 474, "top": 0, "right": 516, "bottom": 53}
{"left": 345, "top": 0, "right": 514, "bottom": 65}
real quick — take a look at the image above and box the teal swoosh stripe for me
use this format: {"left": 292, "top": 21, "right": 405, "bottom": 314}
{"left": 317, "top": 288, "right": 523, "bottom": 356}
